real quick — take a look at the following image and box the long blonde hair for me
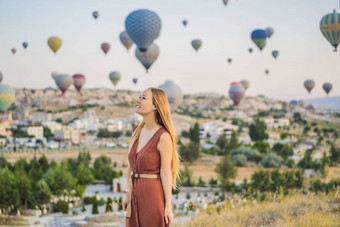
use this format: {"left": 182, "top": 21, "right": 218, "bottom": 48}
{"left": 129, "top": 88, "right": 181, "bottom": 189}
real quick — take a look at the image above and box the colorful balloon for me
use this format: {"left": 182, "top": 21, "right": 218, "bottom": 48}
{"left": 22, "top": 42, "right": 28, "bottom": 49}
{"left": 251, "top": 29, "right": 267, "bottom": 51}
{"left": 158, "top": 80, "right": 183, "bottom": 112}
{"left": 11, "top": 48, "right": 16, "bottom": 54}
{"left": 125, "top": 9, "right": 161, "bottom": 54}
{"left": 109, "top": 71, "right": 121, "bottom": 87}
{"left": 322, "top": 82, "right": 332, "bottom": 95}
{"left": 229, "top": 82, "right": 245, "bottom": 106}
{"left": 191, "top": 39, "right": 202, "bottom": 51}
{"left": 101, "top": 43, "right": 111, "bottom": 55}
{"left": 133, "top": 78, "right": 138, "bottom": 84}
{"left": 55, "top": 74, "right": 73, "bottom": 95}
{"left": 0, "top": 72, "right": 3, "bottom": 84}
{"left": 320, "top": 10, "right": 340, "bottom": 51}
{"left": 119, "top": 31, "right": 133, "bottom": 51}
{"left": 0, "top": 84, "right": 15, "bottom": 112}
{"left": 93, "top": 11, "right": 99, "bottom": 19}
{"left": 51, "top": 72, "right": 58, "bottom": 80}
{"left": 240, "top": 80, "right": 250, "bottom": 90}
{"left": 272, "top": 50, "right": 279, "bottom": 59}
{"left": 227, "top": 58, "right": 232, "bottom": 64}
{"left": 48, "top": 36, "right": 62, "bottom": 53}
{"left": 182, "top": 20, "right": 188, "bottom": 27}
{"left": 135, "top": 43, "right": 159, "bottom": 72}
{"left": 304, "top": 80, "right": 315, "bottom": 94}
{"left": 265, "top": 27, "right": 274, "bottom": 38}
{"left": 72, "top": 74, "right": 86, "bottom": 93}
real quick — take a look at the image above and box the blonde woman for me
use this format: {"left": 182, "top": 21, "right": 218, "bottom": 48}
{"left": 123, "top": 88, "right": 181, "bottom": 227}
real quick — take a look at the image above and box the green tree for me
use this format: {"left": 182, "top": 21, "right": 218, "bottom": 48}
{"left": 215, "top": 155, "right": 237, "bottom": 191}
{"left": 229, "top": 130, "right": 239, "bottom": 150}
{"left": 43, "top": 127, "right": 54, "bottom": 138}
{"left": 180, "top": 165, "right": 195, "bottom": 186}
{"left": 105, "top": 197, "right": 113, "bottom": 213}
{"left": 329, "top": 143, "right": 340, "bottom": 165}
{"left": 216, "top": 134, "right": 228, "bottom": 150}
{"left": 15, "top": 172, "right": 33, "bottom": 210}
{"left": 179, "top": 142, "right": 200, "bottom": 163}
{"left": 77, "top": 162, "right": 94, "bottom": 185}
{"left": 0, "top": 168, "right": 21, "bottom": 213}
{"left": 189, "top": 122, "right": 200, "bottom": 145}
{"left": 253, "top": 141, "right": 270, "bottom": 154}
{"left": 261, "top": 153, "right": 283, "bottom": 168}
{"left": 33, "top": 179, "right": 52, "bottom": 214}
{"left": 248, "top": 116, "right": 267, "bottom": 141}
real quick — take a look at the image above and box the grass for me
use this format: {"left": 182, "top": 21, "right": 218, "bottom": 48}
{"left": 174, "top": 189, "right": 340, "bottom": 227}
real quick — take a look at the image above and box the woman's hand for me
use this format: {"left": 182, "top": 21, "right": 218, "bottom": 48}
{"left": 164, "top": 206, "right": 173, "bottom": 225}
{"left": 122, "top": 194, "right": 130, "bottom": 211}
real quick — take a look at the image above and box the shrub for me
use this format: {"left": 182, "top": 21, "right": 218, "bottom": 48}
{"left": 261, "top": 153, "right": 283, "bottom": 168}
{"left": 53, "top": 200, "right": 69, "bottom": 214}
{"left": 231, "top": 154, "right": 247, "bottom": 166}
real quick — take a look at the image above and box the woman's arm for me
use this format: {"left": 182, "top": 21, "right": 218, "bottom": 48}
{"left": 158, "top": 133, "right": 173, "bottom": 224}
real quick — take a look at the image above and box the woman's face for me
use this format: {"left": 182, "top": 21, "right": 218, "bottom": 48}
{"left": 136, "top": 89, "right": 156, "bottom": 115}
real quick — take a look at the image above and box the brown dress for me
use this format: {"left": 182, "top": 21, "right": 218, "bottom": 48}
{"left": 126, "top": 127, "right": 170, "bottom": 227}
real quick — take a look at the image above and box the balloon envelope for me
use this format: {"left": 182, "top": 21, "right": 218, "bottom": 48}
{"left": 248, "top": 48, "right": 253, "bottom": 53}
{"left": 109, "top": 71, "right": 121, "bottom": 87}
{"left": 22, "top": 42, "right": 28, "bottom": 49}
{"left": 51, "top": 72, "right": 58, "bottom": 80}
{"left": 182, "top": 20, "right": 188, "bottom": 27}
{"left": 101, "top": 43, "right": 111, "bottom": 54}
{"left": 93, "top": 11, "right": 99, "bottom": 19}
{"left": 191, "top": 39, "right": 202, "bottom": 51}
{"left": 265, "top": 27, "right": 274, "bottom": 38}
{"left": 133, "top": 78, "right": 138, "bottom": 84}
{"left": 320, "top": 10, "right": 340, "bottom": 51}
{"left": 227, "top": 58, "right": 232, "bottom": 64}
{"left": 135, "top": 43, "right": 159, "bottom": 72}
{"left": 222, "top": 0, "right": 229, "bottom": 5}
{"left": 240, "top": 80, "right": 250, "bottom": 90}
{"left": 265, "top": 69, "right": 269, "bottom": 75}
{"left": 0, "top": 84, "right": 15, "bottom": 112}
{"left": 125, "top": 9, "right": 161, "bottom": 53}
{"left": 55, "top": 74, "right": 73, "bottom": 94}
{"left": 304, "top": 80, "right": 315, "bottom": 94}
{"left": 322, "top": 82, "right": 332, "bottom": 95}
{"left": 229, "top": 82, "right": 245, "bottom": 106}
{"left": 272, "top": 50, "right": 279, "bottom": 59}
{"left": 251, "top": 29, "right": 267, "bottom": 50}
{"left": 0, "top": 72, "right": 2, "bottom": 84}
{"left": 158, "top": 80, "right": 183, "bottom": 112}
{"left": 119, "top": 31, "right": 133, "bottom": 51}
{"left": 72, "top": 74, "right": 86, "bottom": 92}
{"left": 11, "top": 48, "right": 16, "bottom": 54}
{"left": 48, "top": 36, "right": 62, "bottom": 53}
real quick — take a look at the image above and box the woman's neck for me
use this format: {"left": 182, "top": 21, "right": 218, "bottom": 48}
{"left": 142, "top": 113, "right": 160, "bottom": 130}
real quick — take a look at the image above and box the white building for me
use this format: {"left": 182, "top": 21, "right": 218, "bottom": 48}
{"left": 54, "top": 126, "right": 87, "bottom": 144}
{"left": 21, "top": 126, "right": 44, "bottom": 138}
{"left": 30, "top": 112, "right": 52, "bottom": 123}
{"left": 42, "top": 121, "right": 62, "bottom": 134}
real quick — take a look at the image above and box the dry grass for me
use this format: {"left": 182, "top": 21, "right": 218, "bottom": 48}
{"left": 175, "top": 189, "right": 340, "bottom": 227}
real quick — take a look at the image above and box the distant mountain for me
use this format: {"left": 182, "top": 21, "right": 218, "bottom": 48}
{"left": 304, "top": 96, "right": 340, "bottom": 111}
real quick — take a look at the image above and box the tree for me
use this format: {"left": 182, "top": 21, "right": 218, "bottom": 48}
{"left": 180, "top": 165, "right": 195, "bottom": 186}
{"left": 329, "top": 143, "right": 340, "bottom": 165}
{"left": 179, "top": 142, "right": 200, "bottom": 163}
{"left": 43, "top": 127, "right": 54, "bottom": 138}
{"left": 189, "top": 122, "right": 200, "bottom": 145}
{"left": 0, "top": 168, "right": 21, "bottom": 213}
{"left": 261, "top": 153, "right": 283, "bottom": 168}
{"left": 15, "top": 172, "right": 33, "bottom": 210}
{"left": 77, "top": 162, "right": 94, "bottom": 186}
{"left": 248, "top": 116, "right": 267, "bottom": 141}
{"left": 254, "top": 141, "right": 270, "bottom": 154}
{"left": 215, "top": 155, "right": 237, "bottom": 191}
{"left": 33, "top": 179, "right": 52, "bottom": 214}
{"left": 229, "top": 130, "right": 239, "bottom": 150}
{"left": 216, "top": 134, "right": 228, "bottom": 150}
{"left": 105, "top": 197, "right": 113, "bottom": 213}
{"left": 231, "top": 154, "right": 247, "bottom": 166}
{"left": 94, "top": 155, "right": 112, "bottom": 169}
{"left": 278, "top": 144, "right": 294, "bottom": 159}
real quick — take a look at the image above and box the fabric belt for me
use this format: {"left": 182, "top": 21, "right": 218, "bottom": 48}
{"left": 126, "top": 172, "right": 160, "bottom": 218}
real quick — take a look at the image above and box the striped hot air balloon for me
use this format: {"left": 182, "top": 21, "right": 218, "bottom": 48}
{"left": 0, "top": 84, "right": 15, "bottom": 112}
{"left": 135, "top": 43, "right": 159, "bottom": 72}
{"left": 240, "top": 80, "right": 250, "bottom": 90}
{"left": 229, "top": 82, "right": 245, "bottom": 106}
{"left": 304, "top": 80, "right": 315, "bottom": 94}
{"left": 72, "top": 74, "right": 86, "bottom": 93}
{"left": 55, "top": 74, "right": 73, "bottom": 95}
{"left": 320, "top": 10, "right": 340, "bottom": 51}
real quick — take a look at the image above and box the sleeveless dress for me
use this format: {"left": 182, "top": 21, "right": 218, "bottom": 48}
{"left": 126, "top": 127, "right": 170, "bottom": 227}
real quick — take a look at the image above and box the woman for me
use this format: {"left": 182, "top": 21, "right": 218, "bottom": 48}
{"left": 123, "top": 87, "right": 181, "bottom": 227}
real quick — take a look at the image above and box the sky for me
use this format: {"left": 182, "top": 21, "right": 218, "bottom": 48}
{"left": 0, "top": 0, "right": 339, "bottom": 101}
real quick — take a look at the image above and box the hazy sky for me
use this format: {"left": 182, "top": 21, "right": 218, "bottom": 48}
{"left": 0, "top": 0, "right": 339, "bottom": 101}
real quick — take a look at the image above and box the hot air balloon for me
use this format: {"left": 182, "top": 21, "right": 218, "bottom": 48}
{"left": 229, "top": 82, "right": 245, "bottom": 106}
{"left": 55, "top": 74, "right": 73, "bottom": 95}
{"left": 158, "top": 80, "right": 183, "bottom": 112}
{"left": 320, "top": 10, "right": 340, "bottom": 51}
{"left": 72, "top": 74, "right": 86, "bottom": 93}
{"left": 93, "top": 11, "right": 99, "bottom": 19}
{"left": 0, "top": 72, "right": 3, "bottom": 84}
{"left": 265, "top": 27, "right": 274, "bottom": 38}
{"left": 227, "top": 58, "right": 232, "bottom": 64}
{"left": 109, "top": 71, "right": 121, "bottom": 87}
{"left": 191, "top": 39, "right": 202, "bottom": 51}
{"left": 240, "top": 80, "right": 250, "bottom": 90}
{"left": 290, "top": 100, "right": 298, "bottom": 105}
{"left": 322, "top": 82, "right": 332, "bottom": 95}
{"left": 101, "top": 43, "right": 110, "bottom": 55}
{"left": 48, "top": 36, "right": 62, "bottom": 54}
{"left": 182, "top": 20, "right": 188, "bottom": 27}
{"left": 22, "top": 42, "right": 28, "bottom": 49}
{"left": 272, "top": 50, "right": 279, "bottom": 59}
{"left": 265, "top": 69, "right": 269, "bottom": 75}
{"left": 0, "top": 84, "right": 15, "bottom": 112}
{"left": 251, "top": 29, "right": 267, "bottom": 51}
{"left": 304, "top": 80, "right": 315, "bottom": 94}
{"left": 51, "top": 72, "right": 58, "bottom": 80}
{"left": 119, "top": 31, "right": 133, "bottom": 51}
{"left": 125, "top": 9, "right": 161, "bottom": 54}
{"left": 222, "top": 0, "right": 229, "bottom": 6}
{"left": 11, "top": 48, "right": 16, "bottom": 54}
{"left": 248, "top": 48, "right": 253, "bottom": 53}
{"left": 135, "top": 43, "right": 159, "bottom": 72}
{"left": 133, "top": 78, "right": 138, "bottom": 84}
